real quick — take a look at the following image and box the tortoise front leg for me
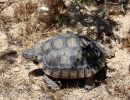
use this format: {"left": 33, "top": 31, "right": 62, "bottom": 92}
{"left": 43, "top": 75, "right": 61, "bottom": 91}
{"left": 84, "top": 76, "right": 95, "bottom": 90}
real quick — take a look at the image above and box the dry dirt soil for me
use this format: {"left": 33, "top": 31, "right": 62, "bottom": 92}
{"left": 0, "top": 0, "right": 130, "bottom": 100}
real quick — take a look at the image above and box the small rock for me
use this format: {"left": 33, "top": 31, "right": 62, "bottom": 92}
{"left": 12, "top": 67, "right": 20, "bottom": 72}
{"left": 25, "top": 65, "right": 30, "bottom": 69}
{"left": 24, "top": 63, "right": 36, "bottom": 69}
{"left": 64, "top": 0, "right": 73, "bottom": 7}
{"left": 38, "top": 6, "right": 49, "bottom": 12}
{"left": 18, "top": 86, "right": 24, "bottom": 90}
{"left": 90, "top": 26, "right": 96, "bottom": 30}
{"left": 3, "top": 73, "right": 10, "bottom": 78}
{"left": 32, "top": 84, "right": 40, "bottom": 91}
{"left": 1, "top": 5, "right": 15, "bottom": 21}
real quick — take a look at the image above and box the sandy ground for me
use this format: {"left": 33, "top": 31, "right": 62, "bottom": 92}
{"left": 0, "top": 0, "right": 130, "bottom": 100}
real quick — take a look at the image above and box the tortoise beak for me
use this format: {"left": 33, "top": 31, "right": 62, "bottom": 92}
{"left": 22, "top": 49, "right": 36, "bottom": 61}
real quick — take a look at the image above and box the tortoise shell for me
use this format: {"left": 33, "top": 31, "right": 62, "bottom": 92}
{"left": 39, "top": 34, "right": 105, "bottom": 79}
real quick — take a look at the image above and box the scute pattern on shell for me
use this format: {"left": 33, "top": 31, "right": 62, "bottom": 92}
{"left": 40, "top": 34, "right": 106, "bottom": 78}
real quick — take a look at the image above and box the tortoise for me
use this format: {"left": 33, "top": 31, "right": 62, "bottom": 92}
{"left": 22, "top": 33, "right": 114, "bottom": 90}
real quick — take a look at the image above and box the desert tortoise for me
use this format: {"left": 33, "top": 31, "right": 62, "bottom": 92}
{"left": 22, "top": 33, "right": 114, "bottom": 90}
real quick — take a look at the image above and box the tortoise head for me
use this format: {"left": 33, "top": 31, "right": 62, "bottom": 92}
{"left": 22, "top": 49, "right": 37, "bottom": 61}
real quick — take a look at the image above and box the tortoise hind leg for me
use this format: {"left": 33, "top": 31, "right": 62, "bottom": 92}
{"left": 94, "top": 66, "right": 107, "bottom": 82}
{"left": 43, "top": 75, "right": 61, "bottom": 91}
{"left": 84, "top": 76, "right": 95, "bottom": 90}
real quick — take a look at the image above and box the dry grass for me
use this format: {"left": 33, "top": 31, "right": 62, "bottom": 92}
{"left": 9, "top": 0, "right": 67, "bottom": 48}
{"left": 105, "top": 74, "right": 130, "bottom": 99}
{"left": 36, "top": 0, "right": 67, "bottom": 28}
{"left": 121, "top": 30, "right": 130, "bottom": 53}
{"left": 0, "top": 77, "right": 15, "bottom": 97}
{"left": 45, "top": 0, "right": 65, "bottom": 11}
{"left": 0, "top": 0, "right": 68, "bottom": 49}
{"left": 14, "top": 0, "right": 38, "bottom": 22}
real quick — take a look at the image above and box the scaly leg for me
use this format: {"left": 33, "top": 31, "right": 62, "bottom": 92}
{"left": 43, "top": 75, "right": 60, "bottom": 91}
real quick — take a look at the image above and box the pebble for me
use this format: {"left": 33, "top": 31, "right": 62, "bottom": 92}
{"left": 12, "top": 67, "right": 20, "bottom": 72}
{"left": 38, "top": 6, "right": 49, "bottom": 12}
{"left": 1, "top": 5, "right": 15, "bottom": 21}
{"left": 3, "top": 73, "right": 10, "bottom": 78}
{"left": 32, "top": 84, "right": 40, "bottom": 91}
{"left": 18, "top": 86, "right": 24, "bottom": 90}
{"left": 24, "top": 63, "right": 36, "bottom": 69}
{"left": 25, "top": 65, "right": 30, "bottom": 69}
